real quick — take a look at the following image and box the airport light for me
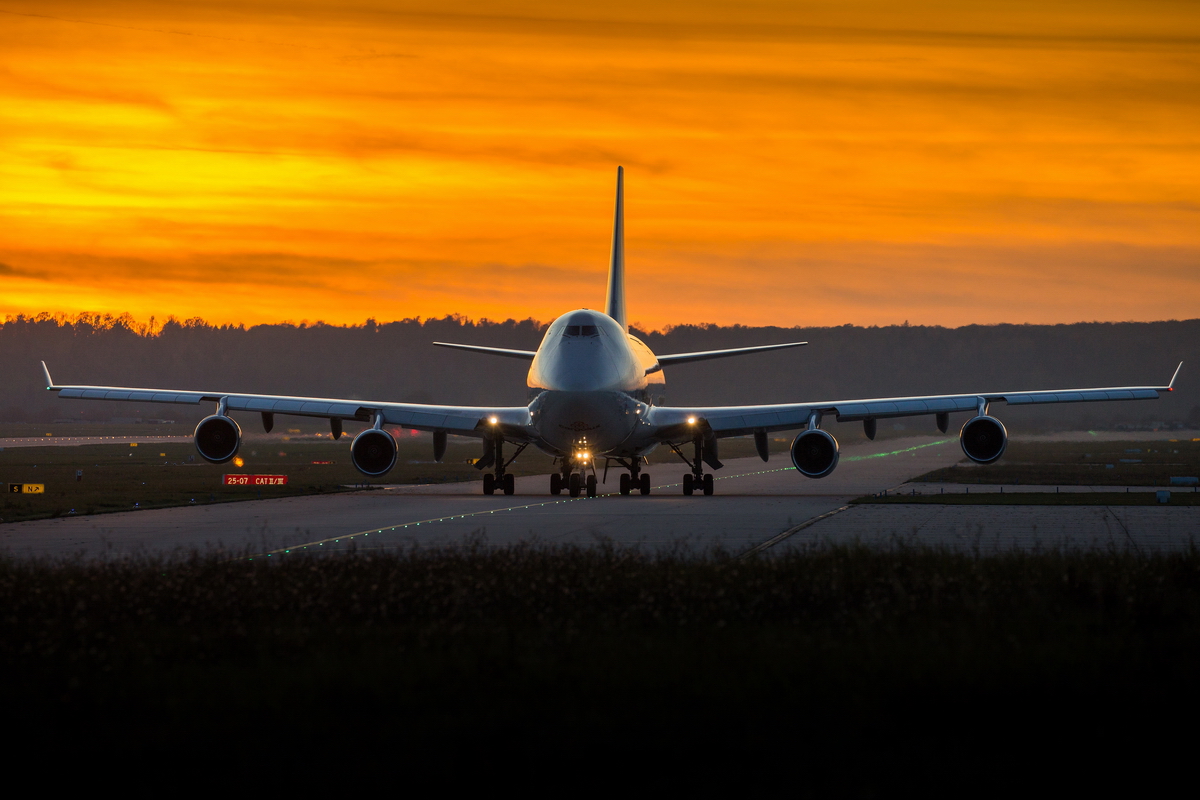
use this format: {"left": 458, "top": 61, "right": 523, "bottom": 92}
{"left": 489, "top": 416, "right": 499, "bottom": 425}
{"left": 687, "top": 417, "right": 696, "bottom": 425}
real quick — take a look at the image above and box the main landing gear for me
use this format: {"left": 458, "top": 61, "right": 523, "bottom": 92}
{"left": 479, "top": 436, "right": 527, "bottom": 496}
{"left": 670, "top": 435, "right": 721, "bottom": 496}
{"left": 610, "top": 458, "right": 650, "bottom": 496}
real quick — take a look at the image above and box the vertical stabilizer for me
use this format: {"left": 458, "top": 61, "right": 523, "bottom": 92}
{"left": 605, "top": 166, "right": 627, "bottom": 330}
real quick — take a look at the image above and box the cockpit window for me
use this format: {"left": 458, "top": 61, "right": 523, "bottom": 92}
{"left": 563, "top": 325, "right": 581, "bottom": 336}
{"left": 581, "top": 325, "right": 599, "bottom": 336}
{"left": 562, "top": 323, "right": 601, "bottom": 338}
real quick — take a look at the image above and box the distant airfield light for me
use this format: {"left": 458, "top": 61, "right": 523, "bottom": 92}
{"left": 489, "top": 416, "right": 499, "bottom": 425}
{"left": 233, "top": 457, "right": 245, "bottom": 468}
{"left": 687, "top": 417, "right": 697, "bottom": 425}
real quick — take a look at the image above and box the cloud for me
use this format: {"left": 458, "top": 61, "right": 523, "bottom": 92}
{"left": 2, "top": 1, "right": 1199, "bottom": 329}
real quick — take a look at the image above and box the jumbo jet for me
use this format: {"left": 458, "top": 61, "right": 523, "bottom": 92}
{"left": 41, "top": 168, "right": 1181, "bottom": 498}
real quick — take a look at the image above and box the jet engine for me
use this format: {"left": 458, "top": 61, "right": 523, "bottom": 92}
{"left": 194, "top": 415, "right": 242, "bottom": 464}
{"left": 790, "top": 429, "right": 840, "bottom": 478}
{"left": 351, "top": 428, "right": 398, "bottom": 476}
{"left": 959, "top": 415, "right": 1007, "bottom": 464}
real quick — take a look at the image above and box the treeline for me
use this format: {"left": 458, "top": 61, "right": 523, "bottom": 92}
{"left": 2, "top": 313, "right": 1197, "bottom": 430}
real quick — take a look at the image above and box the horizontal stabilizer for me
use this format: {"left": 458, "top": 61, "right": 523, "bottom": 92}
{"left": 656, "top": 341, "right": 808, "bottom": 367}
{"left": 432, "top": 342, "right": 537, "bottom": 360}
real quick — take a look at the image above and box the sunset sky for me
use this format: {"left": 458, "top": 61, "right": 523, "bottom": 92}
{"left": 1, "top": 1, "right": 1198, "bottom": 329}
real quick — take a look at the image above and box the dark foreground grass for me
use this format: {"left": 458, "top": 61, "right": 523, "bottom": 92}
{"left": 3, "top": 543, "right": 1198, "bottom": 789}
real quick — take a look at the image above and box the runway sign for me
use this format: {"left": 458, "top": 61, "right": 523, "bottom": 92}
{"left": 223, "top": 474, "right": 289, "bottom": 486}
{"left": 9, "top": 483, "right": 45, "bottom": 494}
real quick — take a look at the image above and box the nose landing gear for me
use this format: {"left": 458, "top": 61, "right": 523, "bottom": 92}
{"left": 553, "top": 457, "right": 598, "bottom": 497}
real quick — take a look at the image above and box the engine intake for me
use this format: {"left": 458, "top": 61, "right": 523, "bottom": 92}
{"left": 351, "top": 428, "right": 398, "bottom": 476}
{"left": 790, "top": 429, "right": 840, "bottom": 478}
{"left": 960, "top": 415, "right": 1007, "bottom": 464}
{"left": 194, "top": 415, "right": 242, "bottom": 464}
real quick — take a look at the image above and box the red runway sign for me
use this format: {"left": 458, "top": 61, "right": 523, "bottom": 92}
{"left": 223, "top": 474, "right": 289, "bottom": 486}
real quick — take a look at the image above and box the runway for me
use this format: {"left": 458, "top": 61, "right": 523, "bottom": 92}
{"left": 2, "top": 435, "right": 958, "bottom": 558}
{"left": 3, "top": 433, "right": 1196, "bottom": 558}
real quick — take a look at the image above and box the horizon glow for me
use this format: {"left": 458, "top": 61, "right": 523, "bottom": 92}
{"left": 2, "top": 1, "right": 1198, "bottom": 329}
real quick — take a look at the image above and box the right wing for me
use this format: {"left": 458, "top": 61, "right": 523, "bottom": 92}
{"left": 41, "top": 362, "right": 532, "bottom": 440}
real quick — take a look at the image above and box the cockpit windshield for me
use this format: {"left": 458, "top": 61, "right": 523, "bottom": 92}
{"left": 562, "top": 325, "right": 600, "bottom": 337}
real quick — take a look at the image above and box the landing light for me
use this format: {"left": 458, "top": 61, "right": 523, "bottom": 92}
{"left": 488, "top": 416, "right": 499, "bottom": 425}
{"left": 687, "top": 417, "right": 697, "bottom": 425}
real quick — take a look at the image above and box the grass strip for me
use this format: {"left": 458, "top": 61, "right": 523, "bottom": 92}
{"left": 854, "top": 491, "right": 1200, "bottom": 505}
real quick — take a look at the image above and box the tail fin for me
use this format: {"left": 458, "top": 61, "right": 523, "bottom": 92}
{"left": 605, "top": 166, "right": 627, "bottom": 330}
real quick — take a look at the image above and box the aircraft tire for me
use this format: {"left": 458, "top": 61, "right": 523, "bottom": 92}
{"left": 504, "top": 473, "right": 515, "bottom": 495}
{"left": 586, "top": 474, "right": 597, "bottom": 497}
{"left": 703, "top": 473, "right": 714, "bottom": 495}
{"left": 619, "top": 473, "right": 631, "bottom": 495}
{"left": 569, "top": 473, "right": 581, "bottom": 497}
{"left": 550, "top": 473, "right": 562, "bottom": 495}
{"left": 483, "top": 473, "right": 496, "bottom": 495}
{"left": 683, "top": 474, "right": 694, "bottom": 496}
{"left": 639, "top": 473, "right": 651, "bottom": 495}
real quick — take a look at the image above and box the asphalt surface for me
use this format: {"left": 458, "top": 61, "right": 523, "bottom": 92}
{"left": 2, "top": 435, "right": 959, "bottom": 558}
{"left": 3, "top": 432, "right": 1196, "bottom": 558}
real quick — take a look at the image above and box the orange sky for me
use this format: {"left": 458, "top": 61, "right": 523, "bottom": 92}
{"left": 1, "top": 1, "right": 1198, "bottom": 329}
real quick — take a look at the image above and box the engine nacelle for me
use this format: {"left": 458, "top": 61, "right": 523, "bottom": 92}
{"left": 351, "top": 428, "right": 398, "bottom": 477}
{"left": 960, "top": 415, "right": 1007, "bottom": 464}
{"left": 790, "top": 429, "right": 840, "bottom": 478}
{"left": 194, "top": 415, "right": 242, "bottom": 464}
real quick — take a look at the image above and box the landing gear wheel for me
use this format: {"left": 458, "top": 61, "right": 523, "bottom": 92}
{"left": 504, "top": 472, "right": 515, "bottom": 495}
{"left": 586, "top": 474, "right": 597, "bottom": 497}
{"left": 550, "top": 473, "right": 562, "bottom": 495}
{"left": 683, "top": 474, "right": 694, "bottom": 496}
{"left": 619, "top": 473, "right": 631, "bottom": 495}
{"left": 569, "top": 472, "right": 581, "bottom": 497}
{"left": 483, "top": 473, "right": 496, "bottom": 495}
{"left": 703, "top": 473, "right": 714, "bottom": 496}
{"left": 639, "top": 473, "right": 651, "bottom": 495}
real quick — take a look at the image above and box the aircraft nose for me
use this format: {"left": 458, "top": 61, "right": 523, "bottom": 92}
{"left": 544, "top": 343, "right": 624, "bottom": 392}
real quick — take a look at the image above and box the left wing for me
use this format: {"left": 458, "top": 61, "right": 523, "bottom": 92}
{"left": 647, "top": 362, "right": 1182, "bottom": 439}
{"left": 41, "top": 362, "right": 532, "bottom": 440}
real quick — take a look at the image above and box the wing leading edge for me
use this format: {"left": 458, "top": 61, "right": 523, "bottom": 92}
{"left": 647, "top": 363, "right": 1182, "bottom": 439}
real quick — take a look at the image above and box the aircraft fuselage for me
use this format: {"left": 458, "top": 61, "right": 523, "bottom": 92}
{"left": 526, "top": 309, "right": 664, "bottom": 458}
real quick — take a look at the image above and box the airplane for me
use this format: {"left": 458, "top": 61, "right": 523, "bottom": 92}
{"left": 41, "top": 167, "right": 1182, "bottom": 498}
